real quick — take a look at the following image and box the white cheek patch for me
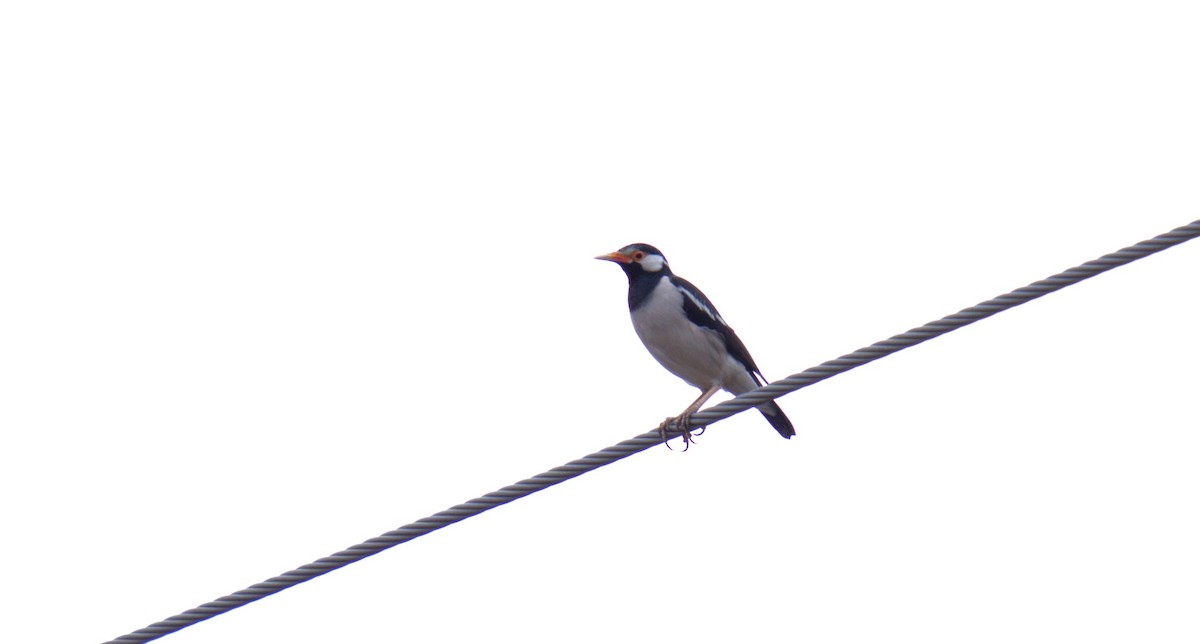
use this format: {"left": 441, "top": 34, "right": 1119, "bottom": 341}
{"left": 640, "top": 254, "right": 667, "bottom": 272}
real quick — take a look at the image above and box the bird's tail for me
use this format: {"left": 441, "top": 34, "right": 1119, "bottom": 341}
{"left": 757, "top": 401, "right": 795, "bottom": 439}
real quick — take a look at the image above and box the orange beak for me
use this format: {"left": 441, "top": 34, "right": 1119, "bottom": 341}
{"left": 595, "top": 251, "right": 633, "bottom": 264}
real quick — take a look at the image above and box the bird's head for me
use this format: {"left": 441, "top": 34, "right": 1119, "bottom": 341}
{"left": 595, "top": 243, "right": 670, "bottom": 277}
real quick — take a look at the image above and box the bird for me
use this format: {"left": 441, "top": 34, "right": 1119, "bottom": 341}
{"left": 596, "top": 243, "right": 794, "bottom": 446}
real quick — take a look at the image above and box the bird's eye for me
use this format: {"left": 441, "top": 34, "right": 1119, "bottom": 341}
{"left": 632, "top": 251, "right": 646, "bottom": 261}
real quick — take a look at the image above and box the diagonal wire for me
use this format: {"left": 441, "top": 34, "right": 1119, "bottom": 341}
{"left": 106, "top": 219, "right": 1200, "bottom": 643}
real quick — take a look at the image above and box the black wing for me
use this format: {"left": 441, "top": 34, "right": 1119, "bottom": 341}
{"left": 670, "top": 276, "right": 766, "bottom": 384}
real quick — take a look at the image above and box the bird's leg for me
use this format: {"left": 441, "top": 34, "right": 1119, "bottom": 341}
{"left": 659, "top": 385, "right": 721, "bottom": 448}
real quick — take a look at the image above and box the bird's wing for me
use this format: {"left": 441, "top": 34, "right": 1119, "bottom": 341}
{"left": 670, "top": 276, "right": 766, "bottom": 385}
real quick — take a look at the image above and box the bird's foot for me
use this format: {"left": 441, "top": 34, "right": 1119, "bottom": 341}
{"left": 657, "top": 417, "right": 675, "bottom": 449}
{"left": 658, "top": 413, "right": 704, "bottom": 451}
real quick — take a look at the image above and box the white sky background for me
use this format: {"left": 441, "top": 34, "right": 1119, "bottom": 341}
{"left": 2, "top": 2, "right": 1199, "bottom": 643}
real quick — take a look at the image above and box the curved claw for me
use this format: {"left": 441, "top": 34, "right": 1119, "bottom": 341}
{"left": 658, "top": 413, "right": 706, "bottom": 450}
{"left": 658, "top": 417, "right": 676, "bottom": 450}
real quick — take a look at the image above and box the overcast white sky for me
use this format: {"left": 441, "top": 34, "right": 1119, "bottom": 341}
{"left": 2, "top": 3, "right": 1199, "bottom": 643}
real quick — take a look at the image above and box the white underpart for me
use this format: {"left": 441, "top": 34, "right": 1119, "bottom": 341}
{"left": 631, "top": 277, "right": 758, "bottom": 394}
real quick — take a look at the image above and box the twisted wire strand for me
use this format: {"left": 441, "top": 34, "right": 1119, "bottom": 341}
{"left": 106, "top": 220, "right": 1200, "bottom": 643}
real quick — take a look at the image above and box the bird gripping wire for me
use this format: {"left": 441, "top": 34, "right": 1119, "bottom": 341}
{"left": 107, "top": 219, "right": 1200, "bottom": 644}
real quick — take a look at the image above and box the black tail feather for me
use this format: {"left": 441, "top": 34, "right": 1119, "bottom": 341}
{"left": 758, "top": 400, "right": 795, "bottom": 439}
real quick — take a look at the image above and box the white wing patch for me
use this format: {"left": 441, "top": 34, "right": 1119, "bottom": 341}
{"left": 677, "top": 281, "right": 727, "bottom": 326}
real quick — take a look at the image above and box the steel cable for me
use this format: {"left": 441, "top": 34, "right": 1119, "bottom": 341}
{"left": 105, "top": 219, "right": 1200, "bottom": 643}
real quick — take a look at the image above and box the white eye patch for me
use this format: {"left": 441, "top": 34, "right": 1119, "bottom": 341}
{"left": 639, "top": 254, "right": 667, "bottom": 272}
